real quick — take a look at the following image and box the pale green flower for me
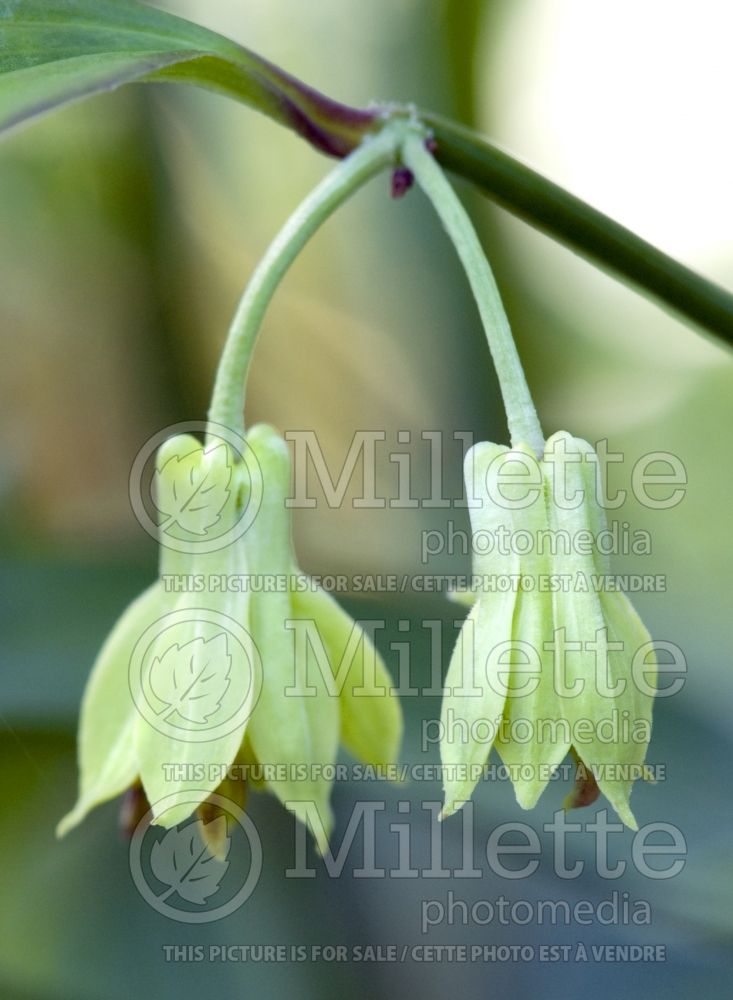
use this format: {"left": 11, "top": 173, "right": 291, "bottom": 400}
{"left": 238, "top": 424, "right": 402, "bottom": 852}
{"left": 58, "top": 425, "right": 402, "bottom": 850}
{"left": 441, "top": 431, "right": 656, "bottom": 829}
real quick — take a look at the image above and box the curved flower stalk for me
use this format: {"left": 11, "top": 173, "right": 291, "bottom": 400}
{"left": 58, "top": 117, "right": 659, "bottom": 851}
{"left": 59, "top": 126, "right": 408, "bottom": 847}
{"left": 401, "top": 132, "right": 656, "bottom": 828}
{"left": 59, "top": 426, "right": 402, "bottom": 847}
{"left": 440, "top": 432, "right": 656, "bottom": 828}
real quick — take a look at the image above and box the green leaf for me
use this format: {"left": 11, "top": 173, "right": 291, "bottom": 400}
{"left": 0, "top": 0, "right": 377, "bottom": 154}
{"left": 2, "top": 3, "right": 732, "bottom": 347}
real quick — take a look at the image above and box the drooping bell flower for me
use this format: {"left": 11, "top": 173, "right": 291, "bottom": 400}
{"left": 441, "top": 431, "right": 656, "bottom": 828}
{"left": 59, "top": 426, "right": 402, "bottom": 850}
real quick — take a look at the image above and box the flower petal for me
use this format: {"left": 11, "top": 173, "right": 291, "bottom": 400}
{"left": 440, "top": 441, "right": 517, "bottom": 816}
{"left": 57, "top": 582, "right": 166, "bottom": 836}
{"left": 543, "top": 433, "right": 649, "bottom": 828}
{"left": 589, "top": 589, "right": 656, "bottom": 829}
{"left": 290, "top": 583, "right": 402, "bottom": 769}
{"left": 135, "top": 445, "right": 254, "bottom": 828}
{"left": 495, "top": 445, "right": 570, "bottom": 808}
{"left": 244, "top": 424, "right": 339, "bottom": 851}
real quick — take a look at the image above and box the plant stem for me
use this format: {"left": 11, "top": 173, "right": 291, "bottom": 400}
{"left": 7, "top": 2, "right": 733, "bottom": 347}
{"left": 206, "top": 122, "right": 405, "bottom": 439}
{"left": 402, "top": 130, "right": 545, "bottom": 456}
{"left": 423, "top": 112, "right": 733, "bottom": 352}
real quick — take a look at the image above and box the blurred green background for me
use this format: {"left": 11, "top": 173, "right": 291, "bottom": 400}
{"left": 1, "top": 1, "right": 732, "bottom": 997}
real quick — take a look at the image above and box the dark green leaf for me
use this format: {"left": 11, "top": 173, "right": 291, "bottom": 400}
{"left": 1, "top": 1, "right": 732, "bottom": 348}
{"left": 0, "top": 0, "right": 377, "bottom": 154}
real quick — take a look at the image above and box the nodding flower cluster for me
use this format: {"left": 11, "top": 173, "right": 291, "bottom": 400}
{"left": 441, "top": 433, "right": 655, "bottom": 829}
{"left": 58, "top": 121, "right": 656, "bottom": 854}
{"left": 59, "top": 425, "right": 402, "bottom": 853}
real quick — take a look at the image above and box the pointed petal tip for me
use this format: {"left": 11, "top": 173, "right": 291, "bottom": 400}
{"left": 310, "top": 811, "right": 333, "bottom": 858}
{"left": 55, "top": 809, "right": 79, "bottom": 839}
{"left": 512, "top": 784, "right": 545, "bottom": 812}
{"left": 56, "top": 795, "right": 93, "bottom": 839}
{"left": 596, "top": 777, "right": 639, "bottom": 830}
{"left": 148, "top": 798, "right": 199, "bottom": 830}
{"left": 446, "top": 587, "right": 477, "bottom": 610}
{"left": 313, "top": 831, "right": 331, "bottom": 858}
{"left": 439, "top": 799, "right": 464, "bottom": 822}
{"left": 285, "top": 799, "right": 333, "bottom": 857}
{"left": 560, "top": 793, "right": 578, "bottom": 814}
{"left": 612, "top": 802, "right": 638, "bottom": 831}
{"left": 564, "top": 781, "right": 639, "bottom": 831}
{"left": 596, "top": 795, "right": 638, "bottom": 830}
{"left": 198, "top": 815, "right": 230, "bottom": 862}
